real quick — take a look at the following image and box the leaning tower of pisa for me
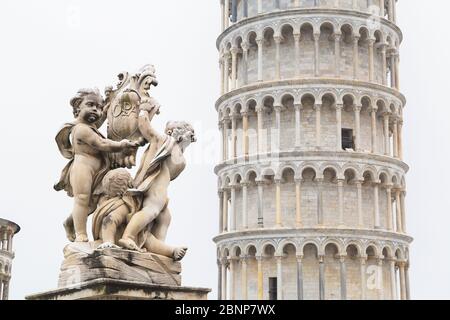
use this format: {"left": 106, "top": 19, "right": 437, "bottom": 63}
{"left": 214, "top": 0, "right": 412, "bottom": 300}
{"left": 0, "top": 218, "right": 20, "bottom": 300}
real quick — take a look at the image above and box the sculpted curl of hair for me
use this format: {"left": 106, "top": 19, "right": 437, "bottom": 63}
{"left": 102, "top": 169, "right": 133, "bottom": 197}
{"left": 70, "top": 88, "right": 104, "bottom": 118}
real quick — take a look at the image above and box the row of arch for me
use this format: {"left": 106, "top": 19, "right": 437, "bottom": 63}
{"left": 218, "top": 236, "right": 409, "bottom": 260}
{"left": 219, "top": 161, "right": 405, "bottom": 185}
{"left": 221, "top": 0, "right": 399, "bottom": 31}
{"left": 216, "top": 236, "right": 410, "bottom": 300}
{"left": 220, "top": 18, "right": 401, "bottom": 94}
{"left": 218, "top": 87, "right": 404, "bottom": 161}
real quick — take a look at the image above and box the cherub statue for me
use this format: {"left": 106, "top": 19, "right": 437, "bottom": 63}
{"left": 116, "top": 102, "right": 196, "bottom": 262}
{"left": 54, "top": 88, "right": 139, "bottom": 243}
{"left": 91, "top": 168, "right": 187, "bottom": 261}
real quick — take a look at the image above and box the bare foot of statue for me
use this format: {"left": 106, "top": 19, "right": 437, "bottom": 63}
{"left": 74, "top": 233, "right": 89, "bottom": 243}
{"left": 173, "top": 247, "right": 188, "bottom": 261}
{"left": 118, "top": 238, "right": 146, "bottom": 253}
{"left": 97, "top": 242, "right": 121, "bottom": 250}
{"left": 63, "top": 219, "right": 76, "bottom": 242}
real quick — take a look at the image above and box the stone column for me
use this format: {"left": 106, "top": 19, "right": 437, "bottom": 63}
{"left": 374, "top": 181, "right": 381, "bottom": 228}
{"left": 224, "top": 0, "right": 230, "bottom": 28}
{"left": 219, "top": 121, "right": 224, "bottom": 161}
{"left": 223, "top": 118, "right": 230, "bottom": 161}
{"left": 295, "top": 179, "right": 303, "bottom": 227}
{"left": 223, "top": 51, "right": 230, "bottom": 93}
{"left": 368, "top": 38, "right": 376, "bottom": 82}
{"left": 400, "top": 190, "right": 407, "bottom": 233}
{"left": 390, "top": 51, "right": 396, "bottom": 89}
{"left": 276, "top": 255, "right": 283, "bottom": 300}
{"left": 221, "top": 258, "right": 228, "bottom": 300}
{"left": 383, "top": 113, "right": 390, "bottom": 156}
{"left": 2, "top": 281, "right": 8, "bottom": 301}
{"left": 218, "top": 189, "right": 224, "bottom": 233}
{"left": 395, "top": 52, "right": 400, "bottom": 89}
{"left": 256, "top": 37, "right": 264, "bottom": 82}
{"left": 390, "top": 259, "right": 398, "bottom": 300}
{"left": 398, "top": 119, "right": 404, "bottom": 160}
{"left": 217, "top": 259, "right": 223, "bottom": 300}
{"left": 0, "top": 279, "right": 3, "bottom": 301}
{"left": 7, "top": 231, "right": 13, "bottom": 253}
{"left": 257, "top": 0, "right": 263, "bottom": 13}
{"left": 334, "top": 33, "right": 341, "bottom": 77}
{"left": 220, "top": 56, "right": 225, "bottom": 95}
{"left": 405, "top": 262, "right": 411, "bottom": 300}
{"left": 274, "top": 105, "right": 282, "bottom": 154}
{"left": 393, "top": 118, "right": 399, "bottom": 158}
{"left": 294, "top": 32, "right": 301, "bottom": 78}
{"left": 392, "top": 0, "right": 397, "bottom": 24}
{"left": 257, "top": 180, "right": 265, "bottom": 227}
{"left": 241, "top": 256, "right": 248, "bottom": 300}
{"left": 335, "top": 104, "right": 343, "bottom": 151}
{"left": 229, "top": 257, "right": 236, "bottom": 300}
{"left": 221, "top": 0, "right": 225, "bottom": 32}
{"left": 314, "top": 104, "right": 321, "bottom": 148}
{"left": 319, "top": 255, "right": 325, "bottom": 300}
{"left": 241, "top": 182, "right": 249, "bottom": 230}
{"left": 339, "top": 255, "right": 347, "bottom": 300}
{"left": 230, "top": 183, "right": 237, "bottom": 231}
{"left": 243, "top": 0, "right": 248, "bottom": 18}
{"left": 353, "top": 36, "right": 360, "bottom": 79}
{"left": 353, "top": 104, "right": 362, "bottom": 152}
{"left": 241, "top": 41, "right": 249, "bottom": 86}
{"left": 231, "top": 113, "right": 238, "bottom": 159}
{"left": 257, "top": 256, "right": 264, "bottom": 300}
{"left": 380, "top": 0, "right": 385, "bottom": 17}
{"left": 296, "top": 255, "right": 304, "bottom": 300}
{"left": 222, "top": 189, "right": 229, "bottom": 232}
{"left": 242, "top": 111, "right": 249, "bottom": 159}
{"left": 314, "top": 33, "right": 320, "bottom": 77}
{"left": 317, "top": 178, "right": 324, "bottom": 226}
{"left": 378, "top": 258, "right": 384, "bottom": 300}
{"left": 356, "top": 180, "right": 363, "bottom": 227}
{"left": 294, "top": 104, "right": 302, "bottom": 149}
{"left": 231, "top": 46, "right": 239, "bottom": 90}
{"left": 360, "top": 256, "right": 367, "bottom": 300}
{"left": 275, "top": 179, "right": 282, "bottom": 228}
{"left": 257, "top": 105, "right": 264, "bottom": 156}
{"left": 274, "top": 35, "right": 282, "bottom": 80}
{"left": 370, "top": 106, "right": 378, "bottom": 153}
{"left": 338, "top": 179, "right": 345, "bottom": 226}
{"left": 386, "top": 185, "right": 393, "bottom": 231}
{"left": 395, "top": 188, "right": 403, "bottom": 233}
{"left": 352, "top": 0, "right": 358, "bottom": 9}
{"left": 380, "top": 43, "right": 387, "bottom": 85}
{"left": 399, "top": 261, "right": 407, "bottom": 300}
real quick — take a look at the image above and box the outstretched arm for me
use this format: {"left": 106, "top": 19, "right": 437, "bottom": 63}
{"left": 76, "top": 125, "right": 137, "bottom": 152}
{"left": 138, "top": 106, "right": 163, "bottom": 143}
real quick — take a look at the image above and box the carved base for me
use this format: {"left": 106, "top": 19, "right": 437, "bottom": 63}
{"left": 58, "top": 242, "right": 182, "bottom": 288}
{"left": 26, "top": 279, "right": 210, "bottom": 300}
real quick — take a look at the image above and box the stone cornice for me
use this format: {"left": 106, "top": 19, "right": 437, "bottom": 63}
{"left": 215, "top": 78, "right": 406, "bottom": 110}
{"left": 213, "top": 227, "right": 413, "bottom": 246}
{"left": 217, "top": 8, "right": 403, "bottom": 49}
{"left": 0, "top": 218, "right": 20, "bottom": 234}
{"left": 214, "top": 150, "right": 409, "bottom": 175}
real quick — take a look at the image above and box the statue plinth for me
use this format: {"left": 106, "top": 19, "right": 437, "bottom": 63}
{"left": 26, "top": 242, "right": 210, "bottom": 300}
{"left": 26, "top": 279, "right": 210, "bottom": 300}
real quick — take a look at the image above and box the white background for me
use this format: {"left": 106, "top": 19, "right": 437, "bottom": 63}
{"left": 0, "top": 0, "right": 449, "bottom": 300}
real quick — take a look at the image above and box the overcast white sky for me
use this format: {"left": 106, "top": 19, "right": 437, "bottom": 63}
{"left": 0, "top": 0, "right": 449, "bottom": 300}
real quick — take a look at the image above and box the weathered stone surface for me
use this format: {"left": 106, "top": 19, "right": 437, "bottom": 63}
{"left": 27, "top": 279, "right": 210, "bottom": 301}
{"left": 58, "top": 242, "right": 181, "bottom": 289}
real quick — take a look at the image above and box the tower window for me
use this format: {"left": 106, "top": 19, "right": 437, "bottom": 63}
{"left": 342, "top": 129, "right": 355, "bottom": 150}
{"left": 268, "top": 277, "right": 278, "bottom": 300}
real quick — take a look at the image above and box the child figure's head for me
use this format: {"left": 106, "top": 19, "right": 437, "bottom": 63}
{"left": 70, "top": 88, "right": 104, "bottom": 124}
{"left": 165, "top": 121, "right": 196, "bottom": 152}
{"left": 102, "top": 169, "right": 133, "bottom": 198}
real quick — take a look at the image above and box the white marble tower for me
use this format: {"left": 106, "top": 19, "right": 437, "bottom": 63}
{"left": 0, "top": 218, "right": 20, "bottom": 300}
{"left": 213, "top": 0, "right": 411, "bottom": 300}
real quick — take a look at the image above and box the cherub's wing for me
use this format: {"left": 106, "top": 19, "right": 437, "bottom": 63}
{"left": 55, "top": 123, "right": 75, "bottom": 159}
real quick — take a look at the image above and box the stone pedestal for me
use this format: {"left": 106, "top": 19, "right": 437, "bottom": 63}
{"left": 26, "top": 279, "right": 210, "bottom": 300}
{"left": 26, "top": 242, "right": 210, "bottom": 300}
